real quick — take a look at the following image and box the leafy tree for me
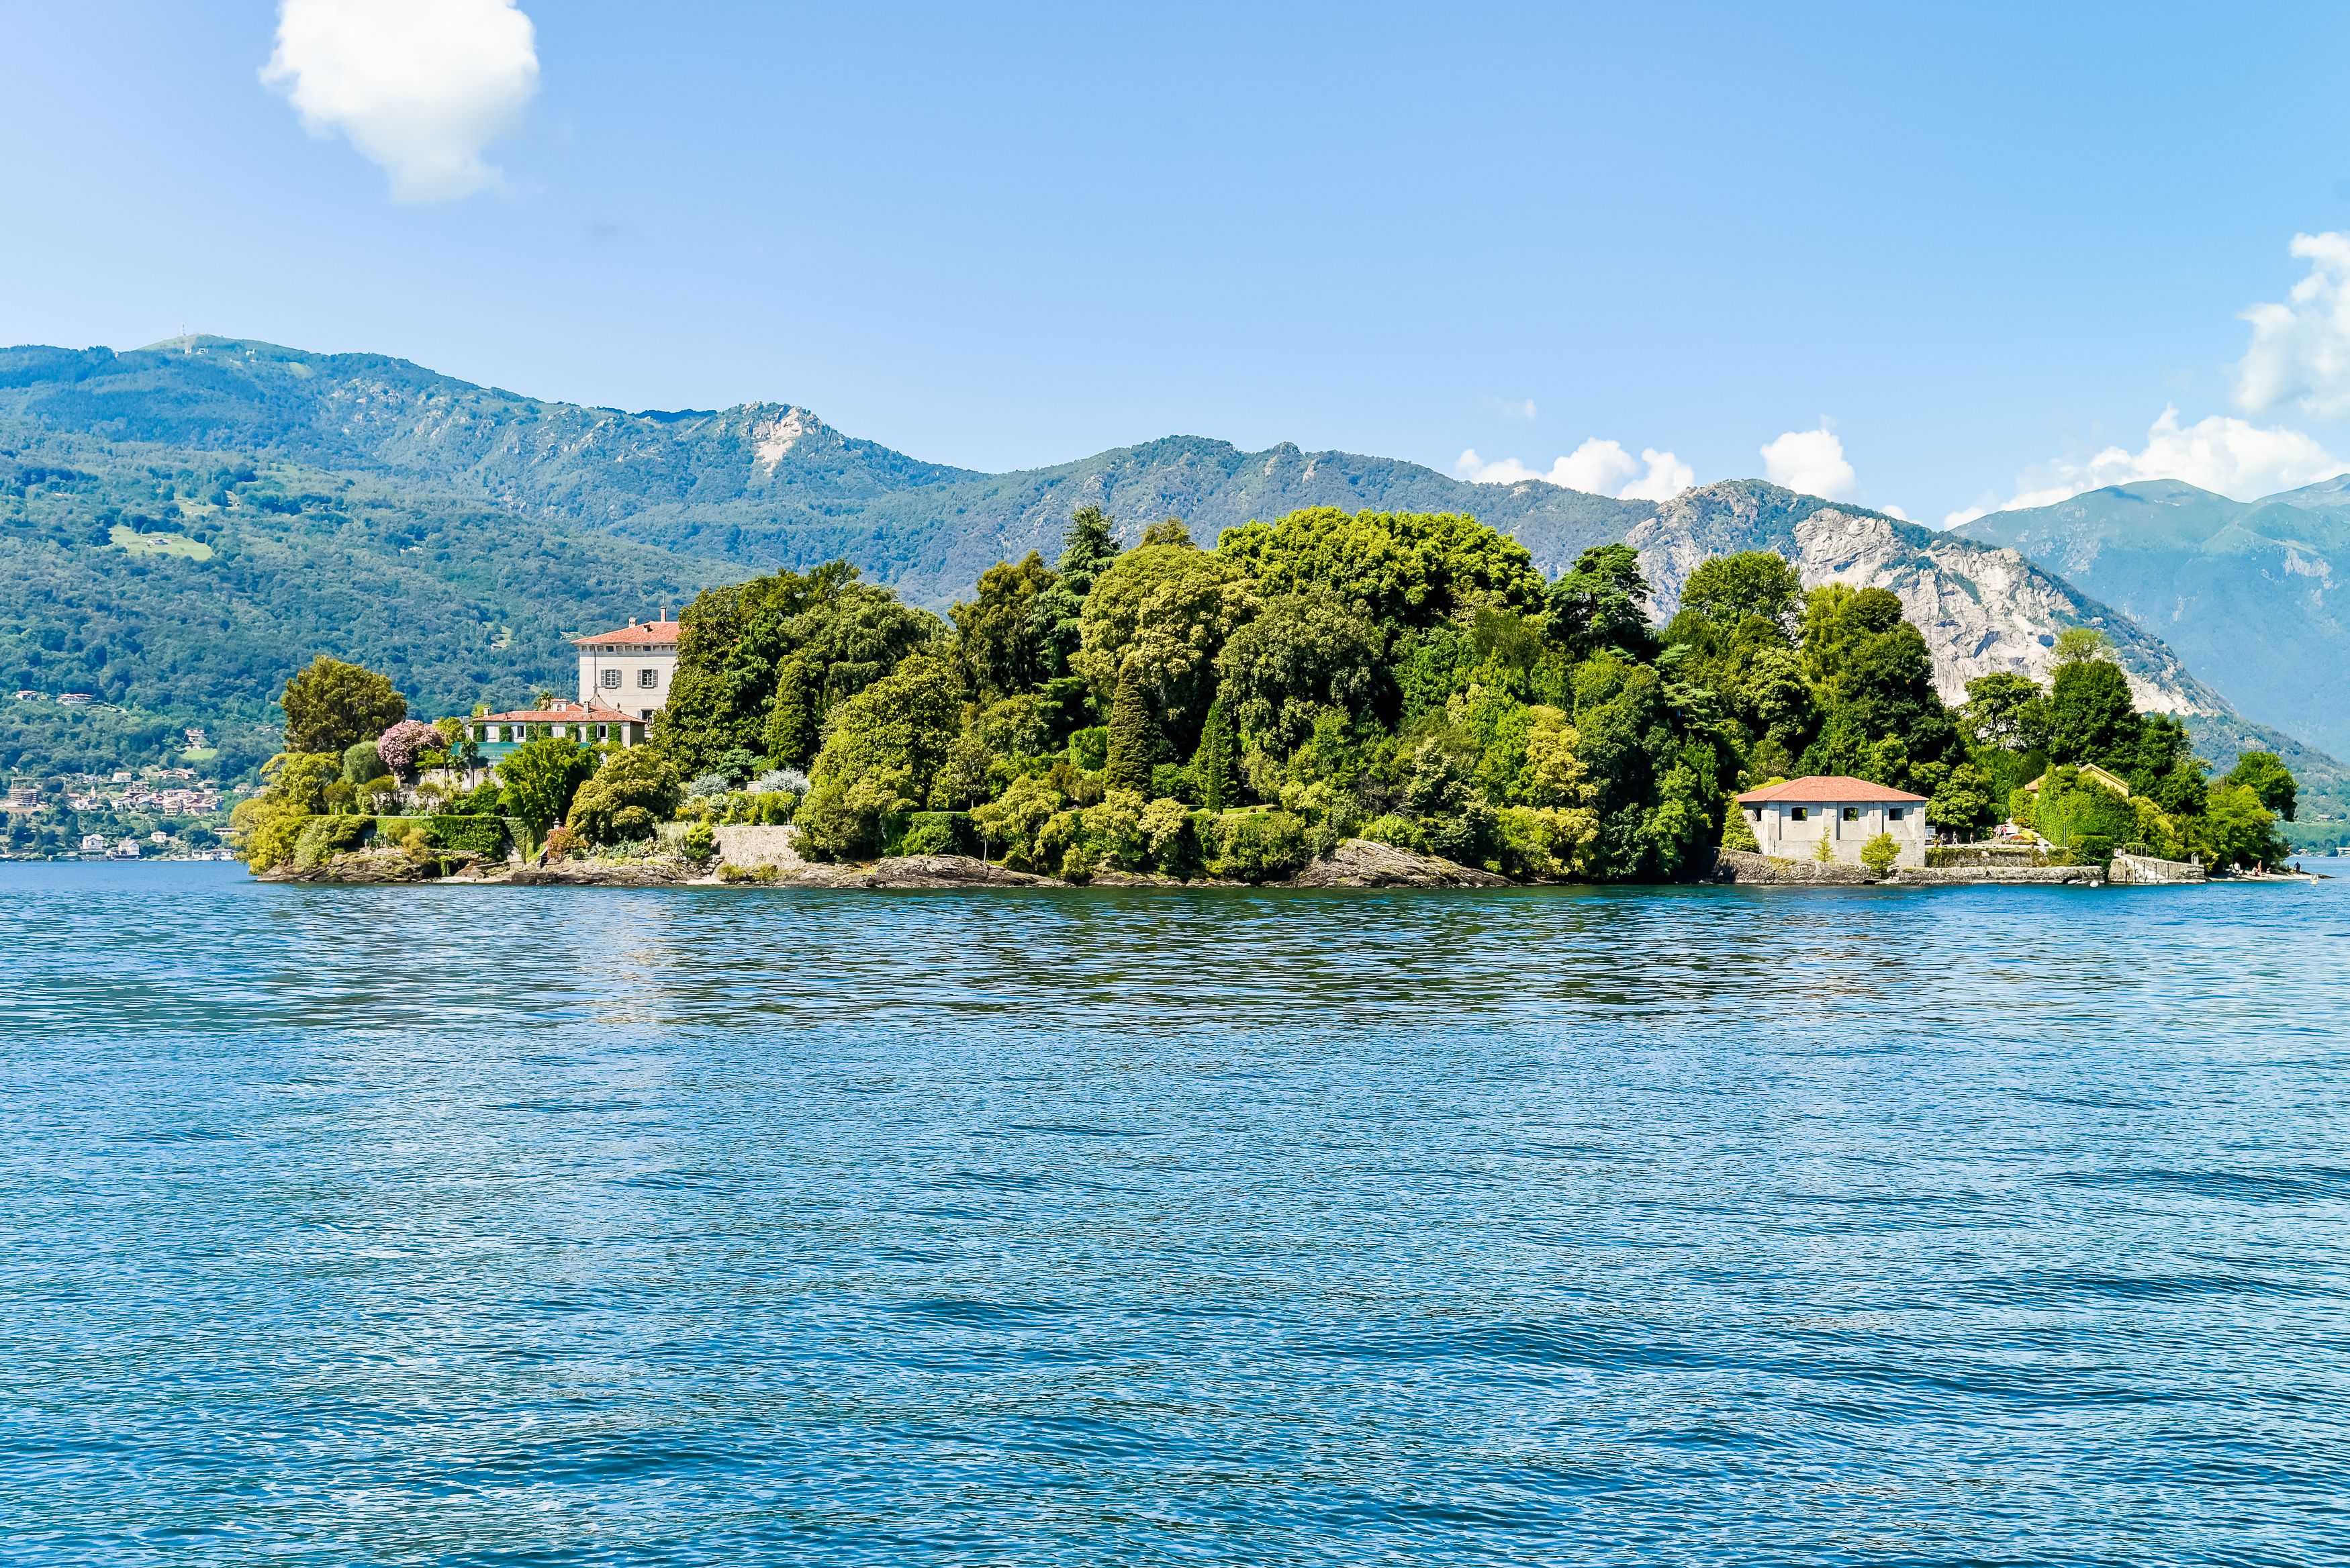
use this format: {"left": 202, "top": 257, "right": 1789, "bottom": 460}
{"left": 2044, "top": 656, "right": 2138, "bottom": 765}
{"left": 796, "top": 652, "right": 963, "bottom": 859}
{"left": 1102, "top": 667, "right": 1156, "bottom": 795}
{"left": 375, "top": 719, "right": 441, "bottom": 779}
{"left": 229, "top": 750, "right": 342, "bottom": 869}
{"left": 1548, "top": 544, "right": 1657, "bottom": 660}
{"left": 2194, "top": 781, "right": 2287, "bottom": 869}
{"left": 656, "top": 562, "right": 939, "bottom": 777}
{"left": 2051, "top": 626, "right": 2112, "bottom": 666}
{"left": 1678, "top": 551, "right": 1803, "bottom": 639}
{"left": 951, "top": 551, "right": 1058, "bottom": 701}
{"left": 1926, "top": 761, "right": 1995, "bottom": 838}
{"left": 1215, "top": 589, "right": 1388, "bottom": 759}
{"left": 565, "top": 747, "right": 682, "bottom": 845}
{"left": 1139, "top": 517, "right": 1193, "bottom": 547}
{"left": 498, "top": 737, "right": 596, "bottom": 846}
{"left": 2223, "top": 750, "right": 2297, "bottom": 821}
{"left": 1860, "top": 832, "right": 1900, "bottom": 876}
{"left": 281, "top": 656, "right": 406, "bottom": 755}
{"left": 1960, "top": 672, "right": 2047, "bottom": 752}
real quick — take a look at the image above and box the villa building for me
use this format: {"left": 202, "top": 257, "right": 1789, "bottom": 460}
{"left": 1734, "top": 775, "right": 1930, "bottom": 867}
{"left": 466, "top": 699, "right": 650, "bottom": 765}
{"left": 573, "top": 616, "right": 679, "bottom": 720}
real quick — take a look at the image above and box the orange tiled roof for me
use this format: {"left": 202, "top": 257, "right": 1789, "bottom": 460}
{"left": 474, "top": 700, "right": 642, "bottom": 725}
{"left": 572, "top": 620, "right": 680, "bottom": 647}
{"left": 1734, "top": 775, "right": 1928, "bottom": 804}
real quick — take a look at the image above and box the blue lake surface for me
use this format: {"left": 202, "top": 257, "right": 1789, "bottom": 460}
{"left": 3, "top": 862, "right": 2347, "bottom": 1565}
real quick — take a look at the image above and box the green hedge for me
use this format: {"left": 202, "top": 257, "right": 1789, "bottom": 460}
{"left": 423, "top": 814, "right": 508, "bottom": 857}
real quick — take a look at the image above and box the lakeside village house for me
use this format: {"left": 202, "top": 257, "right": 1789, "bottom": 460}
{"left": 1734, "top": 777, "right": 1930, "bottom": 868}
{"left": 465, "top": 616, "right": 678, "bottom": 765}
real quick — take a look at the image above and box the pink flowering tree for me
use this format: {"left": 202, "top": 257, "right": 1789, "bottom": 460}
{"left": 374, "top": 719, "right": 442, "bottom": 781}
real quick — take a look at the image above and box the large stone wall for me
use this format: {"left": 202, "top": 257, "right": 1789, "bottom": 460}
{"left": 712, "top": 824, "right": 803, "bottom": 869}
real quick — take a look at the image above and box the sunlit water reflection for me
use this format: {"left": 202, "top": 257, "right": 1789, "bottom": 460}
{"left": 3, "top": 863, "right": 2346, "bottom": 1564}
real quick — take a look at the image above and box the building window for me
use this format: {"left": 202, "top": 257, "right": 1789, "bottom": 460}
{"left": 600, "top": 669, "right": 620, "bottom": 689}
{"left": 1790, "top": 807, "right": 1807, "bottom": 821}
{"left": 1887, "top": 807, "right": 1903, "bottom": 821}
{"left": 637, "top": 667, "right": 659, "bottom": 689}
{"left": 1843, "top": 807, "right": 1860, "bottom": 822}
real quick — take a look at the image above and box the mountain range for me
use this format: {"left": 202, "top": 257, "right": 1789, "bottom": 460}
{"left": 0, "top": 336, "right": 2339, "bottom": 816}
{"left": 1958, "top": 477, "right": 2350, "bottom": 758}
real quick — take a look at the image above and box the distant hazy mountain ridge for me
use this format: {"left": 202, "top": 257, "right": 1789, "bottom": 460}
{"left": 1958, "top": 477, "right": 2350, "bottom": 758}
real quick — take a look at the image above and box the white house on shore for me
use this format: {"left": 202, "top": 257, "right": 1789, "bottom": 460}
{"left": 1734, "top": 776, "right": 1929, "bottom": 867}
{"left": 573, "top": 616, "right": 679, "bottom": 720}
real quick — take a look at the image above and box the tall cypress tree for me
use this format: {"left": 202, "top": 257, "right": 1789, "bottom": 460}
{"left": 1192, "top": 698, "right": 1238, "bottom": 811}
{"left": 1104, "top": 667, "right": 1156, "bottom": 795}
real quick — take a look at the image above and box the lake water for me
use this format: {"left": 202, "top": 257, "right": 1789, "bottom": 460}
{"left": 3, "top": 863, "right": 2347, "bottom": 1565}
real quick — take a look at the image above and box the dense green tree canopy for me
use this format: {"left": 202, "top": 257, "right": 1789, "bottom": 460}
{"left": 2224, "top": 750, "right": 2297, "bottom": 821}
{"left": 1214, "top": 589, "right": 1389, "bottom": 759}
{"left": 281, "top": 656, "right": 406, "bottom": 756}
{"left": 565, "top": 747, "right": 682, "bottom": 845}
{"left": 1070, "top": 542, "right": 1256, "bottom": 753}
{"left": 1214, "top": 507, "right": 1546, "bottom": 636}
{"left": 656, "top": 562, "right": 941, "bottom": 778}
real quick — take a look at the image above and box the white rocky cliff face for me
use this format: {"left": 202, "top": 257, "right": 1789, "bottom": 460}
{"left": 1626, "top": 484, "right": 2225, "bottom": 716}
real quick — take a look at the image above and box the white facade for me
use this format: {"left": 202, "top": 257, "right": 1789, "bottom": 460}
{"left": 573, "top": 618, "right": 680, "bottom": 722}
{"left": 1738, "top": 777, "right": 1929, "bottom": 867}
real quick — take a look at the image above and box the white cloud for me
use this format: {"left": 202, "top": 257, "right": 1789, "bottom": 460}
{"left": 1941, "top": 405, "right": 2350, "bottom": 526}
{"left": 261, "top": 0, "right": 539, "bottom": 202}
{"left": 1457, "top": 439, "right": 1693, "bottom": 501}
{"left": 1498, "top": 397, "right": 1538, "bottom": 421}
{"left": 1759, "top": 423, "right": 1859, "bottom": 501}
{"left": 2232, "top": 232, "right": 2350, "bottom": 420}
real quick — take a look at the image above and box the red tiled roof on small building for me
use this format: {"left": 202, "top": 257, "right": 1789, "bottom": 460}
{"left": 1734, "top": 775, "right": 1928, "bottom": 804}
{"left": 475, "top": 699, "right": 641, "bottom": 725}
{"left": 572, "top": 619, "right": 680, "bottom": 647}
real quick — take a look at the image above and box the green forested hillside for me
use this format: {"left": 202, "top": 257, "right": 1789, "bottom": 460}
{"left": 0, "top": 428, "right": 726, "bottom": 759}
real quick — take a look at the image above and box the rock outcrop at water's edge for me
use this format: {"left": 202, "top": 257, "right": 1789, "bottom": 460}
{"left": 1288, "top": 839, "right": 1513, "bottom": 888}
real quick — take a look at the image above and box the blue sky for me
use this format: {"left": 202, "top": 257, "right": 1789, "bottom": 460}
{"left": 6, "top": 1, "right": 2350, "bottom": 524}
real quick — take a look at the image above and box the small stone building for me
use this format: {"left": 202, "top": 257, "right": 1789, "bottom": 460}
{"left": 1734, "top": 776, "right": 1930, "bottom": 867}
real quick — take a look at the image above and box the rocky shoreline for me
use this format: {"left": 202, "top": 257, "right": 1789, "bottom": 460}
{"left": 257, "top": 838, "right": 1512, "bottom": 891}
{"left": 256, "top": 839, "right": 2263, "bottom": 892}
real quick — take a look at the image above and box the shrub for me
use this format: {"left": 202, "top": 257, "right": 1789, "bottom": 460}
{"left": 1860, "top": 831, "right": 1900, "bottom": 876}
{"left": 567, "top": 748, "right": 684, "bottom": 846}
{"left": 354, "top": 774, "right": 401, "bottom": 811}
{"left": 686, "top": 771, "right": 732, "bottom": 799}
{"left": 747, "top": 767, "right": 808, "bottom": 796}
{"left": 1139, "top": 795, "right": 1198, "bottom": 878}
{"left": 716, "top": 862, "right": 781, "bottom": 884}
{"left": 1496, "top": 805, "right": 1599, "bottom": 880}
{"left": 970, "top": 773, "right": 1063, "bottom": 869}
{"left": 375, "top": 719, "right": 442, "bottom": 779}
{"left": 542, "top": 825, "right": 582, "bottom": 861}
{"left": 1067, "top": 725, "right": 1109, "bottom": 771}
{"left": 1720, "top": 809, "right": 1759, "bottom": 852}
{"left": 294, "top": 814, "right": 373, "bottom": 869}
{"left": 681, "top": 819, "right": 717, "bottom": 864}
{"left": 894, "top": 812, "right": 974, "bottom": 857}
{"left": 342, "top": 740, "right": 389, "bottom": 785}
{"left": 1361, "top": 814, "right": 1424, "bottom": 852}
{"left": 1201, "top": 809, "right": 1311, "bottom": 883}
